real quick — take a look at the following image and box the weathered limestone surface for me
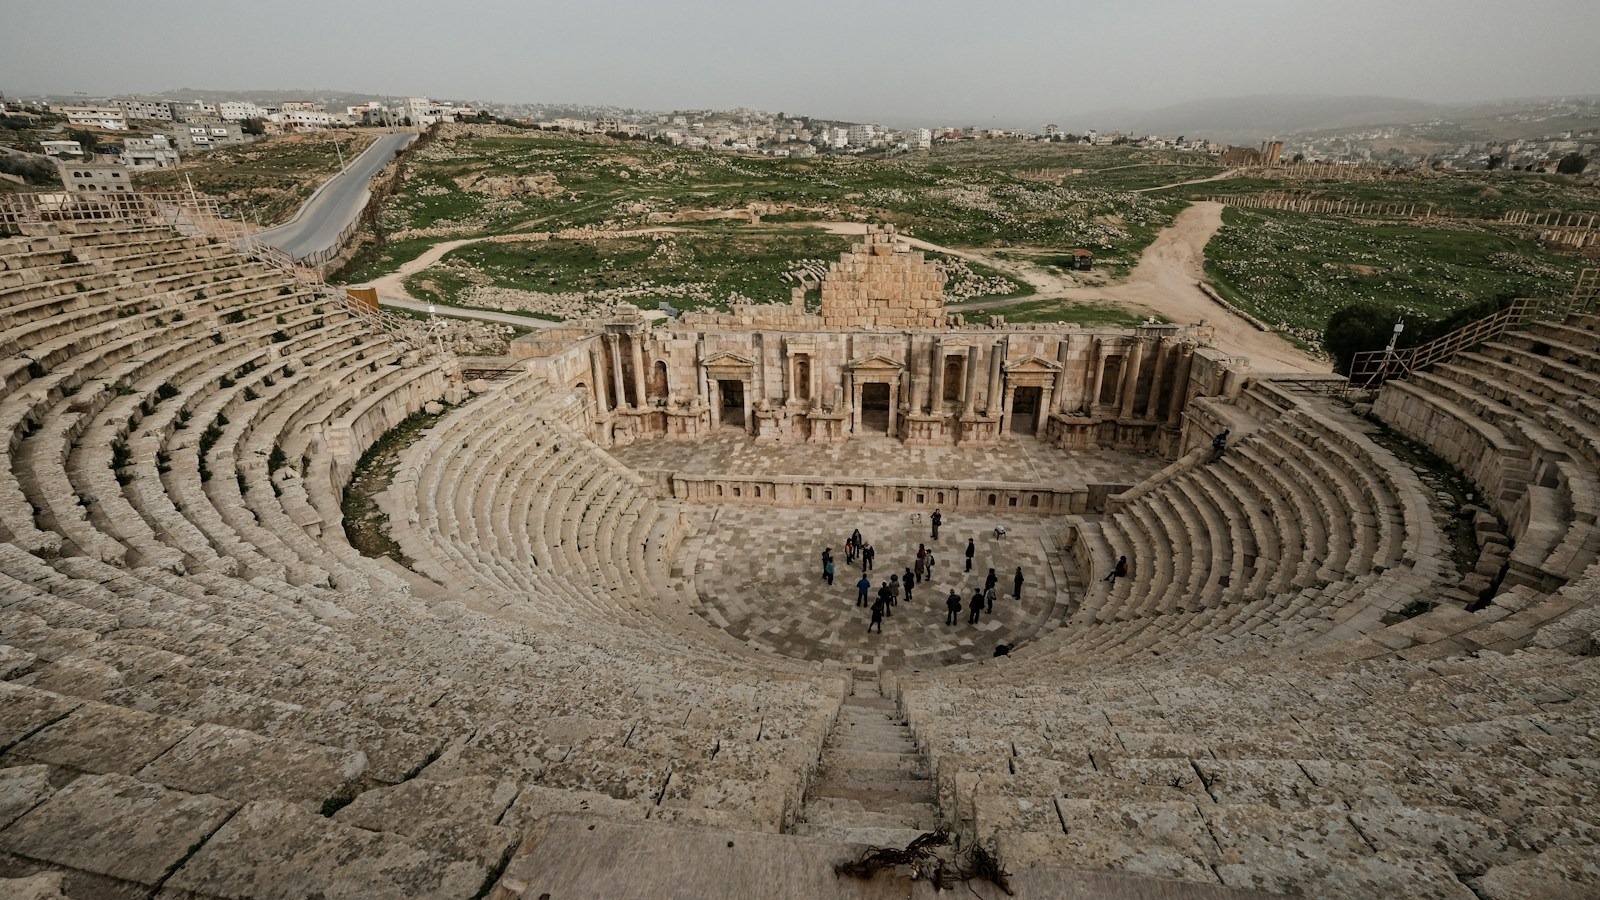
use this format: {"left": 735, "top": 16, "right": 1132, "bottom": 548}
{"left": 136, "top": 723, "right": 368, "bottom": 810}
{"left": 164, "top": 799, "right": 491, "bottom": 900}
{"left": 0, "top": 773, "right": 236, "bottom": 887}
{"left": 1, "top": 219, "right": 1598, "bottom": 898}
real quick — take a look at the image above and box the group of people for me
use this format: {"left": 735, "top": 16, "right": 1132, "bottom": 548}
{"left": 820, "top": 511, "right": 1026, "bottom": 635}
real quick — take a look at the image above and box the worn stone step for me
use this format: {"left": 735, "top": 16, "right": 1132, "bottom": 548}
{"left": 804, "top": 779, "right": 937, "bottom": 808}
{"left": 798, "top": 797, "right": 938, "bottom": 830}
{"left": 789, "top": 822, "right": 933, "bottom": 848}
{"left": 817, "top": 749, "right": 927, "bottom": 775}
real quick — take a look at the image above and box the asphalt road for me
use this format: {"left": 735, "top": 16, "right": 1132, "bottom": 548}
{"left": 257, "top": 131, "right": 415, "bottom": 261}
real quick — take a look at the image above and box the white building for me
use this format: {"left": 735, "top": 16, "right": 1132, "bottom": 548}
{"left": 846, "top": 124, "right": 875, "bottom": 147}
{"left": 402, "top": 97, "right": 456, "bottom": 127}
{"left": 59, "top": 106, "right": 127, "bottom": 130}
{"left": 830, "top": 127, "right": 849, "bottom": 149}
{"left": 280, "top": 109, "right": 335, "bottom": 130}
{"left": 113, "top": 99, "right": 173, "bottom": 121}
{"left": 912, "top": 128, "right": 932, "bottom": 150}
{"left": 39, "top": 140, "right": 84, "bottom": 158}
{"left": 122, "top": 135, "right": 180, "bottom": 169}
{"left": 217, "top": 101, "right": 264, "bottom": 121}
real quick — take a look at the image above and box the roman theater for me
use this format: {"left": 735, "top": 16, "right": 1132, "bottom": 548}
{"left": 1, "top": 192, "right": 1598, "bottom": 899}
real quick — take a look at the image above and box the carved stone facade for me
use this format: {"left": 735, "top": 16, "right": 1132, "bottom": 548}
{"left": 518, "top": 310, "right": 1243, "bottom": 457}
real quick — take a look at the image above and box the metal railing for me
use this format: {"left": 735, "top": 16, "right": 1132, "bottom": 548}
{"left": 0, "top": 190, "right": 248, "bottom": 240}
{"left": 1347, "top": 268, "right": 1600, "bottom": 390}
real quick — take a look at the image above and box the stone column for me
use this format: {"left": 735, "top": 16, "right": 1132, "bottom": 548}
{"left": 808, "top": 359, "right": 818, "bottom": 407}
{"left": 985, "top": 340, "right": 1004, "bottom": 416}
{"left": 754, "top": 332, "right": 766, "bottom": 406}
{"left": 590, "top": 347, "right": 610, "bottom": 416}
{"left": 1119, "top": 337, "right": 1144, "bottom": 420}
{"left": 1088, "top": 340, "right": 1107, "bottom": 411}
{"left": 929, "top": 342, "right": 946, "bottom": 414}
{"left": 1036, "top": 384, "right": 1054, "bottom": 436}
{"left": 1000, "top": 384, "right": 1015, "bottom": 435}
{"left": 630, "top": 334, "right": 647, "bottom": 408}
{"left": 887, "top": 380, "right": 899, "bottom": 436}
{"left": 962, "top": 345, "right": 980, "bottom": 417}
{"left": 606, "top": 334, "right": 628, "bottom": 410}
{"left": 1167, "top": 346, "right": 1193, "bottom": 426}
{"left": 742, "top": 376, "right": 753, "bottom": 433}
{"left": 1053, "top": 339, "right": 1071, "bottom": 415}
{"left": 909, "top": 365, "right": 925, "bottom": 416}
{"left": 1145, "top": 339, "right": 1169, "bottom": 421}
{"left": 851, "top": 377, "right": 862, "bottom": 433}
{"left": 708, "top": 379, "right": 721, "bottom": 429}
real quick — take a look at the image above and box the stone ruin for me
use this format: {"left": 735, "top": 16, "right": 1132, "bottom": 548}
{"left": 819, "top": 224, "right": 948, "bottom": 330}
{"left": 0, "top": 206, "right": 1597, "bottom": 898}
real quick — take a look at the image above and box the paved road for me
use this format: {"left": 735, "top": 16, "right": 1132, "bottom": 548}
{"left": 257, "top": 131, "right": 415, "bottom": 261}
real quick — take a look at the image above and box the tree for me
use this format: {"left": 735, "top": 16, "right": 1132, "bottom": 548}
{"left": 240, "top": 117, "right": 266, "bottom": 136}
{"left": 67, "top": 128, "right": 97, "bottom": 152}
{"left": 1557, "top": 152, "right": 1590, "bottom": 175}
{"left": 1323, "top": 302, "right": 1401, "bottom": 375}
{"left": 0, "top": 154, "right": 58, "bottom": 184}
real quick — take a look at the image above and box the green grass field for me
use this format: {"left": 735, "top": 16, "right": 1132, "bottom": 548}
{"left": 1203, "top": 206, "right": 1585, "bottom": 338}
{"left": 959, "top": 299, "right": 1160, "bottom": 328}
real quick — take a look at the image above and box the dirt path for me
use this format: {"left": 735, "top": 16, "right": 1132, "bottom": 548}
{"left": 1131, "top": 170, "right": 1238, "bottom": 193}
{"left": 815, "top": 205, "right": 1326, "bottom": 374}
{"left": 360, "top": 199, "right": 1325, "bottom": 375}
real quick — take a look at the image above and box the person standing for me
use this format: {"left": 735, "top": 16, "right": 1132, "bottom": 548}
{"left": 965, "top": 538, "right": 976, "bottom": 573}
{"left": 888, "top": 574, "right": 901, "bottom": 608}
{"left": 931, "top": 509, "right": 942, "bottom": 540}
{"left": 823, "top": 556, "right": 835, "bottom": 586}
{"left": 877, "top": 581, "right": 893, "bottom": 617}
{"left": 914, "top": 545, "right": 927, "bottom": 584}
{"left": 903, "top": 566, "right": 916, "bottom": 603}
{"left": 984, "top": 568, "right": 998, "bottom": 614}
{"left": 1104, "top": 555, "right": 1128, "bottom": 584}
{"left": 1013, "top": 566, "right": 1024, "bottom": 601}
{"left": 856, "top": 574, "right": 872, "bottom": 607}
{"left": 869, "top": 596, "right": 885, "bottom": 633}
{"left": 968, "top": 589, "right": 984, "bottom": 625}
{"left": 945, "top": 590, "right": 962, "bottom": 626}
{"left": 862, "top": 543, "right": 875, "bottom": 572}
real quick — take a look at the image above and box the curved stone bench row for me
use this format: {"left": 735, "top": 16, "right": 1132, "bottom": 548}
{"left": 890, "top": 636, "right": 1600, "bottom": 898}
{"left": 1057, "top": 385, "right": 1445, "bottom": 665}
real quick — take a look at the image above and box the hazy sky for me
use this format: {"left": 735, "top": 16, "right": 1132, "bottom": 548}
{"left": 4, "top": 0, "right": 1598, "bottom": 126}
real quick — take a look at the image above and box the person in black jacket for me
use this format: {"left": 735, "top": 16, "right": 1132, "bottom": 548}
{"left": 965, "top": 538, "right": 976, "bottom": 572}
{"left": 945, "top": 590, "right": 961, "bottom": 626}
{"left": 968, "top": 589, "right": 984, "bottom": 624}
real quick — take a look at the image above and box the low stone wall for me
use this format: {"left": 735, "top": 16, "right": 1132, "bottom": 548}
{"left": 666, "top": 473, "right": 1133, "bottom": 516}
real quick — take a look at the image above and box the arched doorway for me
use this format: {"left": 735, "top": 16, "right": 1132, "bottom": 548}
{"left": 650, "top": 361, "right": 668, "bottom": 400}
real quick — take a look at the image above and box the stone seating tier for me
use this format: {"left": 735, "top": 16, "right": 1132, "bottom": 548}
{"left": 3, "top": 221, "right": 1597, "bottom": 897}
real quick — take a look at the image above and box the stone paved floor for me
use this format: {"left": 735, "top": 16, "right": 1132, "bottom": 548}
{"left": 610, "top": 432, "right": 1165, "bottom": 486}
{"left": 685, "top": 507, "right": 1075, "bottom": 671}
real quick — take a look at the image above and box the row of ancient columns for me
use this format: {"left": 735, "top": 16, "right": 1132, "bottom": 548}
{"left": 1086, "top": 335, "right": 1190, "bottom": 424}
{"left": 590, "top": 332, "right": 648, "bottom": 415}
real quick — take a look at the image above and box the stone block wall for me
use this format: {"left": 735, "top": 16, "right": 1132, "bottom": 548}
{"left": 819, "top": 225, "right": 947, "bottom": 330}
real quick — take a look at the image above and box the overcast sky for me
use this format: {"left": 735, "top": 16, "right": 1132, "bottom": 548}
{"left": 4, "top": 0, "right": 1598, "bottom": 126}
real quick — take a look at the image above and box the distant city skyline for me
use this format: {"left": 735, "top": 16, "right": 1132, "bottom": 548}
{"left": 4, "top": 0, "right": 1600, "bottom": 130}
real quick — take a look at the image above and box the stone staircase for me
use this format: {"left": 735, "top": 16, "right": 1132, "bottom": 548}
{"left": 793, "top": 676, "right": 938, "bottom": 847}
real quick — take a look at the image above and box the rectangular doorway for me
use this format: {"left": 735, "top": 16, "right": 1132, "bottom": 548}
{"left": 860, "top": 382, "right": 890, "bottom": 433}
{"left": 1011, "top": 385, "right": 1042, "bottom": 434}
{"left": 717, "top": 379, "right": 745, "bottom": 428}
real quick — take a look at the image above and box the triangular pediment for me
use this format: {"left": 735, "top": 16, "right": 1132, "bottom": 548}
{"left": 1003, "top": 355, "right": 1062, "bottom": 374}
{"left": 847, "top": 353, "right": 905, "bottom": 371}
{"left": 702, "top": 351, "right": 756, "bottom": 368}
